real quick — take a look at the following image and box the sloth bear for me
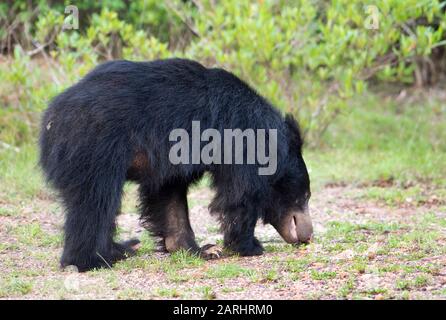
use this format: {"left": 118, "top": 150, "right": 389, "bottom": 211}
{"left": 39, "top": 58, "right": 313, "bottom": 272}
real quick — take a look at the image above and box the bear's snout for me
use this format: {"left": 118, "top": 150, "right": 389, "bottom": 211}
{"left": 273, "top": 209, "right": 313, "bottom": 244}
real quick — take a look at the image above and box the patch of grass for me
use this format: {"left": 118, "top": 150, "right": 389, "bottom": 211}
{"left": 0, "top": 277, "right": 33, "bottom": 297}
{"left": 307, "top": 95, "right": 446, "bottom": 188}
{"left": 166, "top": 270, "right": 193, "bottom": 283}
{"left": 0, "top": 243, "right": 8, "bottom": 253}
{"left": 399, "top": 291, "right": 410, "bottom": 300}
{"left": 379, "top": 225, "right": 443, "bottom": 260}
{"left": 310, "top": 270, "right": 337, "bottom": 281}
{"left": 125, "top": 250, "right": 203, "bottom": 275}
{"left": 377, "top": 264, "right": 400, "bottom": 274}
{"left": 359, "top": 221, "right": 404, "bottom": 234}
{"left": 121, "top": 183, "right": 139, "bottom": 214}
{"left": 360, "top": 186, "right": 428, "bottom": 206}
{"left": 264, "top": 243, "right": 298, "bottom": 253}
{"left": 169, "top": 249, "right": 204, "bottom": 269}
{"left": 263, "top": 269, "right": 280, "bottom": 282}
{"left": 206, "top": 263, "right": 255, "bottom": 279}
{"left": 436, "top": 288, "right": 446, "bottom": 297}
{"left": 363, "top": 287, "right": 388, "bottom": 296}
{"left": 338, "top": 277, "right": 355, "bottom": 298}
{"left": 104, "top": 273, "right": 120, "bottom": 290}
{"left": 12, "top": 222, "right": 62, "bottom": 247}
{"left": 396, "top": 274, "right": 431, "bottom": 290}
{"left": 438, "top": 216, "right": 446, "bottom": 228}
{"left": 324, "top": 221, "right": 366, "bottom": 243}
{"left": 285, "top": 257, "right": 312, "bottom": 274}
{"left": 325, "top": 221, "right": 404, "bottom": 247}
{"left": 324, "top": 242, "right": 347, "bottom": 253}
{"left": 154, "top": 287, "right": 182, "bottom": 298}
{"left": 140, "top": 250, "right": 204, "bottom": 277}
{"left": 413, "top": 275, "right": 430, "bottom": 287}
{"left": 351, "top": 258, "right": 368, "bottom": 274}
{"left": 206, "top": 225, "right": 220, "bottom": 234}
{"left": 115, "top": 256, "right": 151, "bottom": 271}
{"left": 200, "top": 286, "right": 217, "bottom": 300}
{"left": 400, "top": 264, "right": 440, "bottom": 275}
{"left": 395, "top": 279, "right": 411, "bottom": 290}
{"left": 221, "top": 287, "right": 245, "bottom": 294}
{"left": 403, "top": 230, "right": 440, "bottom": 252}
{"left": 137, "top": 232, "right": 156, "bottom": 256}
{"left": 0, "top": 206, "right": 16, "bottom": 217}
{"left": 0, "top": 145, "right": 43, "bottom": 198}
{"left": 116, "top": 288, "right": 146, "bottom": 299}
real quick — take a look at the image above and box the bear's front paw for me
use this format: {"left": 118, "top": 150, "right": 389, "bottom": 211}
{"left": 199, "top": 244, "right": 223, "bottom": 260}
{"left": 227, "top": 237, "right": 264, "bottom": 257}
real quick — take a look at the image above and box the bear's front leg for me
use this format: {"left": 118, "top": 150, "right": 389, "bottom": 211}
{"left": 220, "top": 207, "right": 264, "bottom": 256}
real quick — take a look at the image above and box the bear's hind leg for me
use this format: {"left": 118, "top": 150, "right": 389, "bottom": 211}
{"left": 60, "top": 174, "right": 132, "bottom": 272}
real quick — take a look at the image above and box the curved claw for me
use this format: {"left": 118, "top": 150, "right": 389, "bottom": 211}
{"left": 199, "top": 244, "right": 223, "bottom": 260}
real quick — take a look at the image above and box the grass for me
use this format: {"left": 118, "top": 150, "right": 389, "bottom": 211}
{"left": 0, "top": 207, "right": 17, "bottom": 217}
{"left": 264, "top": 243, "right": 298, "bottom": 253}
{"left": 338, "top": 277, "right": 356, "bottom": 298}
{"left": 136, "top": 232, "right": 156, "bottom": 255}
{"left": 169, "top": 250, "right": 205, "bottom": 268}
{"left": 306, "top": 94, "right": 446, "bottom": 189}
{"left": 12, "top": 222, "right": 62, "bottom": 247}
{"left": 263, "top": 269, "right": 280, "bottom": 282}
{"left": 200, "top": 286, "right": 217, "bottom": 300}
{"left": 310, "top": 270, "right": 337, "bottom": 281}
{"left": 206, "top": 263, "right": 256, "bottom": 279}
{"left": 116, "top": 289, "right": 146, "bottom": 299}
{"left": 359, "top": 186, "right": 446, "bottom": 207}
{"left": 0, "top": 144, "right": 43, "bottom": 198}
{"left": 396, "top": 274, "right": 431, "bottom": 291}
{"left": 154, "top": 287, "right": 182, "bottom": 298}
{"left": 0, "top": 276, "right": 33, "bottom": 298}
{"left": 285, "top": 258, "right": 312, "bottom": 274}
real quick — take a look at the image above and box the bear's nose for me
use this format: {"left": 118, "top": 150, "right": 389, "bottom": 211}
{"left": 293, "top": 211, "right": 313, "bottom": 243}
{"left": 273, "top": 209, "right": 313, "bottom": 244}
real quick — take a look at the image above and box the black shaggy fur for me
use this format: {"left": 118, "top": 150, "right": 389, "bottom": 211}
{"left": 39, "top": 58, "right": 310, "bottom": 272}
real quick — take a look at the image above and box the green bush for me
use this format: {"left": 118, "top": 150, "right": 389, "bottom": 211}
{"left": 178, "top": 0, "right": 446, "bottom": 142}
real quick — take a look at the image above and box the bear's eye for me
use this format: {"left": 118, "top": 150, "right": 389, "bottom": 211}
{"left": 297, "top": 192, "right": 311, "bottom": 204}
{"left": 295, "top": 192, "right": 310, "bottom": 205}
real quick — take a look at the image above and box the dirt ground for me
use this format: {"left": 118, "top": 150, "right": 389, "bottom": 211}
{"left": 0, "top": 184, "right": 445, "bottom": 300}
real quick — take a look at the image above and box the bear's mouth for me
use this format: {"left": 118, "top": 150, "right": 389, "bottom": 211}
{"left": 272, "top": 209, "right": 313, "bottom": 244}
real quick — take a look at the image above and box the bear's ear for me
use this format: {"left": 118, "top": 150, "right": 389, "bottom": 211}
{"left": 285, "top": 113, "right": 303, "bottom": 150}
